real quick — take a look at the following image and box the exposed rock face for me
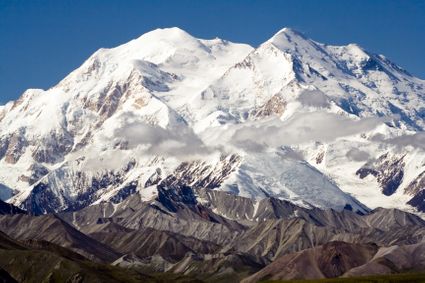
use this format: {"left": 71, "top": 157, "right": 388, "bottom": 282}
{"left": 244, "top": 241, "right": 425, "bottom": 282}
{"left": 241, "top": 242, "right": 379, "bottom": 282}
{"left": 343, "top": 242, "right": 425, "bottom": 277}
{"left": 0, "top": 186, "right": 425, "bottom": 281}
{"left": 61, "top": 187, "right": 425, "bottom": 265}
{"left": 88, "top": 224, "right": 221, "bottom": 263}
{"left": 316, "top": 150, "right": 325, "bottom": 164}
{"left": 0, "top": 201, "right": 25, "bottom": 215}
{"left": 31, "top": 130, "right": 74, "bottom": 164}
{"left": 18, "top": 163, "right": 49, "bottom": 185}
{"left": 20, "top": 160, "right": 136, "bottom": 215}
{"left": 404, "top": 170, "right": 425, "bottom": 212}
{"left": 15, "top": 154, "right": 243, "bottom": 215}
{"left": 356, "top": 153, "right": 405, "bottom": 196}
{"left": 110, "top": 181, "right": 138, "bottom": 204}
{"left": 168, "top": 252, "right": 264, "bottom": 281}
{"left": 407, "top": 190, "right": 425, "bottom": 213}
{"left": 144, "top": 168, "right": 162, "bottom": 187}
{"left": 1, "top": 27, "right": 424, "bottom": 217}
{"left": 405, "top": 170, "right": 425, "bottom": 196}
{"left": 252, "top": 94, "right": 286, "bottom": 118}
{"left": 317, "top": 242, "right": 378, "bottom": 278}
{"left": 161, "top": 154, "right": 242, "bottom": 191}
{"left": 1, "top": 131, "right": 28, "bottom": 165}
{"left": 0, "top": 214, "right": 119, "bottom": 263}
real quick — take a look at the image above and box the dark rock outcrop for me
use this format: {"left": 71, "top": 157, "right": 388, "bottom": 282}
{"left": 356, "top": 153, "right": 405, "bottom": 196}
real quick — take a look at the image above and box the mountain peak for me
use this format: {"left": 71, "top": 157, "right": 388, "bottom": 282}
{"left": 270, "top": 27, "right": 307, "bottom": 42}
{"left": 2, "top": 26, "right": 425, "bottom": 221}
{"left": 266, "top": 27, "right": 311, "bottom": 52}
{"left": 146, "top": 26, "right": 191, "bottom": 37}
{"left": 273, "top": 27, "right": 305, "bottom": 37}
{"left": 86, "top": 27, "right": 211, "bottom": 66}
{"left": 135, "top": 27, "right": 196, "bottom": 45}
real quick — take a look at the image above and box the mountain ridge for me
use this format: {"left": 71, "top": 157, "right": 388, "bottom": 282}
{"left": 0, "top": 27, "right": 424, "bottom": 220}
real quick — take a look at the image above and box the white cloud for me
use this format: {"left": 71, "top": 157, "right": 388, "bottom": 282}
{"left": 346, "top": 148, "right": 371, "bottom": 161}
{"left": 297, "top": 90, "right": 330, "bottom": 108}
{"left": 381, "top": 132, "right": 425, "bottom": 150}
{"left": 228, "top": 111, "right": 387, "bottom": 151}
{"left": 114, "top": 122, "right": 214, "bottom": 158}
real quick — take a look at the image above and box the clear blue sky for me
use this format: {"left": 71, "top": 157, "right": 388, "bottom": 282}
{"left": 1, "top": 0, "right": 424, "bottom": 103}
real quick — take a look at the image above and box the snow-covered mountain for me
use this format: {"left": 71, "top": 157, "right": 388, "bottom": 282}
{"left": 0, "top": 27, "right": 424, "bottom": 216}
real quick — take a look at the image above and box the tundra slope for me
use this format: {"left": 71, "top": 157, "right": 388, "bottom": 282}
{"left": 1, "top": 186, "right": 425, "bottom": 282}
{"left": 0, "top": 27, "right": 424, "bottom": 216}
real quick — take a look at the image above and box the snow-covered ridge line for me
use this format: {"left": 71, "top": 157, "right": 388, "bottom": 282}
{"left": 0, "top": 27, "right": 424, "bottom": 217}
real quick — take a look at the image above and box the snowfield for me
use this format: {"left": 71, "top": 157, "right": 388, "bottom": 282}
{"left": 0, "top": 27, "right": 424, "bottom": 216}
